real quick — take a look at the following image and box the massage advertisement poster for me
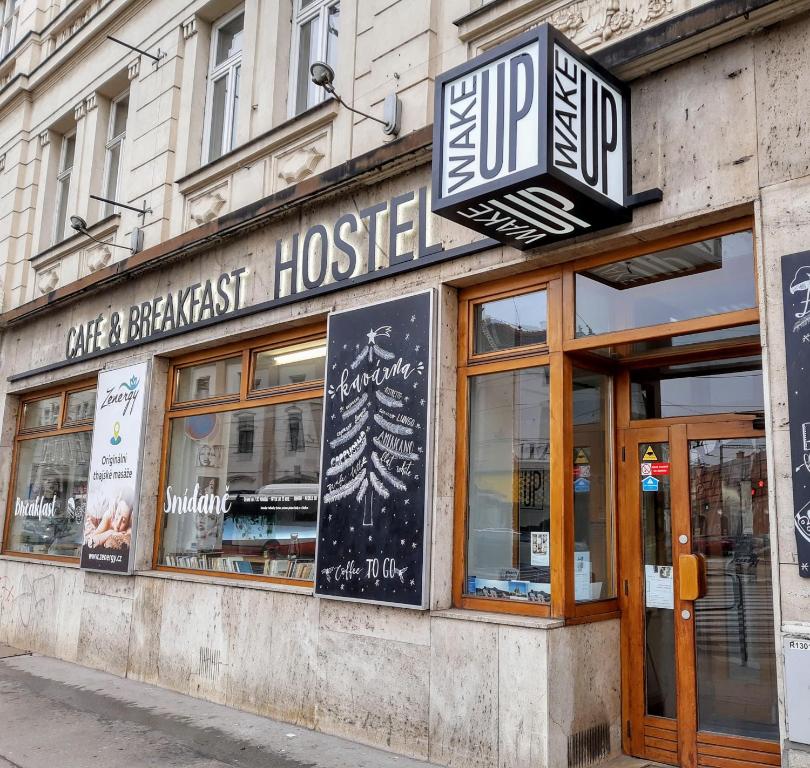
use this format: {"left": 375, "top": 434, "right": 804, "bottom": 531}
{"left": 80, "top": 361, "right": 150, "bottom": 573}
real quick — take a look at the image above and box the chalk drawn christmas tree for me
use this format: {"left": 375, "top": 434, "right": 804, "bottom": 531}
{"left": 323, "top": 325, "right": 423, "bottom": 526}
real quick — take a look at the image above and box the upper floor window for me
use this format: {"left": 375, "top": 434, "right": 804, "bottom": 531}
{"left": 291, "top": 0, "right": 339, "bottom": 116}
{"left": 53, "top": 131, "right": 76, "bottom": 244}
{"left": 0, "top": 0, "right": 18, "bottom": 59}
{"left": 203, "top": 7, "right": 244, "bottom": 164}
{"left": 102, "top": 92, "right": 129, "bottom": 216}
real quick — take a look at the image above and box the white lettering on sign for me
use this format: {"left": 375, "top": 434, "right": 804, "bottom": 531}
{"left": 164, "top": 484, "right": 232, "bottom": 515}
{"left": 440, "top": 41, "right": 540, "bottom": 197}
{"left": 552, "top": 44, "right": 624, "bottom": 205}
{"left": 14, "top": 495, "right": 57, "bottom": 518}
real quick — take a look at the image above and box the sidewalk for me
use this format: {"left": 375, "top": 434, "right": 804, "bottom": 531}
{"left": 0, "top": 645, "right": 440, "bottom": 768}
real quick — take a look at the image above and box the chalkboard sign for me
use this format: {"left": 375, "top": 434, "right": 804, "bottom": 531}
{"left": 782, "top": 251, "right": 810, "bottom": 578}
{"left": 315, "top": 291, "right": 435, "bottom": 608}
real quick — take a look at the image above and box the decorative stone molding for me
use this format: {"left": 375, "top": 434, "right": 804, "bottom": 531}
{"left": 182, "top": 17, "right": 198, "bottom": 40}
{"left": 84, "top": 93, "right": 98, "bottom": 112}
{"left": 85, "top": 244, "right": 112, "bottom": 273}
{"left": 37, "top": 267, "right": 59, "bottom": 295}
{"left": 39, "top": 131, "right": 50, "bottom": 148}
{"left": 277, "top": 144, "right": 326, "bottom": 185}
{"left": 464, "top": 0, "right": 680, "bottom": 53}
{"left": 74, "top": 100, "right": 87, "bottom": 121}
{"left": 187, "top": 188, "right": 228, "bottom": 226}
{"left": 127, "top": 58, "right": 141, "bottom": 81}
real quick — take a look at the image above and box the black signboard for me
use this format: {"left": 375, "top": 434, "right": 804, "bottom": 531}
{"left": 315, "top": 291, "right": 435, "bottom": 608}
{"left": 782, "top": 251, "right": 810, "bottom": 578}
{"left": 432, "top": 24, "right": 632, "bottom": 251}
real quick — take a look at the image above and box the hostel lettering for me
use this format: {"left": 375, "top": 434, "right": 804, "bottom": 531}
{"left": 274, "top": 187, "right": 441, "bottom": 300}
{"left": 65, "top": 268, "right": 247, "bottom": 360}
{"left": 433, "top": 24, "right": 631, "bottom": 251}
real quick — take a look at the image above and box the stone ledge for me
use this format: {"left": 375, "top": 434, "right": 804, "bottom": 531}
{"left": 0, "top": 554, "right": 79, "bottom": 569}
{"left": 137, "top": 568, "right": 315, "bottom": 596}
{"left": 430, "top": 607, "right": 566, "bottom": 630}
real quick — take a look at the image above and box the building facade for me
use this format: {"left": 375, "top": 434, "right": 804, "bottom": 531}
{"left": 0, "top": 1, "right": 808, "bottom": 768}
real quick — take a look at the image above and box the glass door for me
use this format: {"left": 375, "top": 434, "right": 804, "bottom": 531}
{"left": 621, "top": 422, "right": 779, "bottom": 768}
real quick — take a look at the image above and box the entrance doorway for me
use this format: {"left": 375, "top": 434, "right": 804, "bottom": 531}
{"left": 620, "top": 420, "right": 779, "bottom": 768}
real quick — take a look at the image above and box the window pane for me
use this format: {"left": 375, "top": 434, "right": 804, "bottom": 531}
{"left": 159, "top": 399, "right": 323, "bottom": 579}
{"left": 104, "top": 141, "right": 122, "bottom": 209}
{"left": 690, "top": 438, "right": 778, "bottom": 739}
{"left": 61, "top": 134, "right": 75, "bottom": 170}
{"left": 474, "top": 290, "right": 547, "bottom": 354}
{"left": 55, "top": 175, "right": 70, "bottom": 242}
{"left": 295, "top": 16, "right": 318, "bottom": 114}
{"left": 214, "top": 12, "right": 244, "bottom": 66}
{"left": 466, "top": 367, "right": 551, "bottom": 604}
{"left": 64, "top": 389, "right": 96, "bottom": 425}
{"left": 630, "top": 356, "right": 764, "bottom": 420}
{"left": 22, "top": 396, "right": 61, "bottom": 430}
{"left": 175, "top": 356, "right": 241, "bottom": 402}
{"left": 326, "top": 4, "right": 340, "bottom": 71}
{"left": 7, "top": 433, "right": 91, "bottom": 557}
{"left": 112, "top": 95, "right": 129, "bottom": 138}
{"left": 207, "top": 75, "right": 229, "bottom": 161}
{"left": 230, "top": 64, "right": 240, "bottom": 150}
{"left": 252, "top": 340, "right": 326, "bottom": 390}
{"left": 575, "top": 232, "right": 756, "bottom": 337}
{"left": 572, "top": 369, "right": 614, "bottom": 602}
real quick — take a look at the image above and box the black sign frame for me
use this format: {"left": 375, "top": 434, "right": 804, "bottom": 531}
{"left": 431, "top": 23, "right": 633, "bottom": 250}
{"left": 782, "top": 250, "right": 810, "bottom": 578}
{"left": 314, "top": 290, "right": 436, "bottom": 609}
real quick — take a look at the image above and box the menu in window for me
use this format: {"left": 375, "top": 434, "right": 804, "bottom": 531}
{"left": 315, "top": 291, "right": 435, "bottom": 608}
{"left": 80, "top": 362, "right": 150, "bottom": 574}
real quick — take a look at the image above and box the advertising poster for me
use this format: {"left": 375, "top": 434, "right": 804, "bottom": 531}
{"left": 315, "top": 291, "right": 435, "bottom": 608}
{"left": 80, "top": 361, "right": 150, "bottom": 574}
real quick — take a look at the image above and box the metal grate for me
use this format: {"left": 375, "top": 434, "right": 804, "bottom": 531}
{"left": 197, "top": 647, "right": 222, "bottom": 681}
{"left": 568, "top": 722, "right": 611, "bottom": 768}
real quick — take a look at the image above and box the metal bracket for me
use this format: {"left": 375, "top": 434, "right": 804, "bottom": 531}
{"left": 625, "top": 187, "right": 664, "bottom": 209}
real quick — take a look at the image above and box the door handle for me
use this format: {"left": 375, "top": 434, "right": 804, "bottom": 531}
{"left": 679, "top": 553, "right": 707, "bottom": 601}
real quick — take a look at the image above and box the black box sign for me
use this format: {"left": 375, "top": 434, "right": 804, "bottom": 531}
{"left": 315, "top": 291, "right": 435, "bottom": 608}
{"left": 782, "top": 252, "right": 810, "bottom": 578}
{"left": 432, "top": 24, "right": 631, "bottom": 251}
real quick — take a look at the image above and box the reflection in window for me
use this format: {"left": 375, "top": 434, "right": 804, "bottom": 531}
{"left": 7, "top": 433, "right": 91, "bottom": 557}
{"left": 630, "top": 356, "right": 764, "bottom": 420}
{"left": 253, "top": 340, "right": 326, "bottom": 391}
{"left": 159, "top": 400, "right": 322, "bottom": 578}
{"left": 292, "top": 0, "right": 340, "bottom": 116}
{"left": 572, "top": 369, "right": 615, "bottom": 602}
{"left": 575, "top": 232, "right": 756, "bottom": 337}
{"left": 466, "top": 367, "right": 551, "bottom": 603}
{"left": 474, "top": 290, "right": 548, "bottom": 354}
{"left": 175, "top": 356, "right": 241, "bottom": 402}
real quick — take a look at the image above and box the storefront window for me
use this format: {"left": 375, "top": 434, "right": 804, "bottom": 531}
{"left": 465, "top": 367, "right": 551, "bottom": 603}
{"left": 473, "top": 289, "right": 547, "bottom": 354}
{"left": 572, "top": 369, "right": 615, "bottom": 602}
{"left": 4, "top": 385, "right": 95, "bottom": 560}
{"left": 157, "top": 327, "right": 325, "bottom": 581}
{"left": 175, "top": 356, "right": 242, "bottom": 402}
{"left": 575, "top": 232, "right": 755, "bottom": 337}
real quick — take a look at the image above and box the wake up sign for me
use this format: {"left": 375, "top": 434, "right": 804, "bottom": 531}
{"left": 432, "top": 24, "right": 631, "bottom": 250}
{"left": 315, "top": 291, "right": 435, "bottom": 609}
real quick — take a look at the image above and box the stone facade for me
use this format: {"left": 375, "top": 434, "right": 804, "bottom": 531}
{"left": 0, "top": 1, "right": 809, "bottom": 768}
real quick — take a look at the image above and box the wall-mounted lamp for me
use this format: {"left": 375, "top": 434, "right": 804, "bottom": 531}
{"left": 107, "top": 35, "right": 166, "bottom": 68}
{"left": 70, "top": 216, "right": 144, "bottom": 255}
{"left": 310, "top": 62, "right": 401, "bottom": 137}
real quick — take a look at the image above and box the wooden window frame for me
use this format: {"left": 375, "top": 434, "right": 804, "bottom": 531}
{"left": 153, "top": 321, "right": 326, "bottom": 587}
{"left": 454, "top": 216, "right": 758, "bottom": 622}
{"left": 2, "top": 379, "right": 97, "bottom": 564}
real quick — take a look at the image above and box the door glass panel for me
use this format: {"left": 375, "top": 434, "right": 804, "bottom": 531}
{"left": 689, "top": 437, "right": 778, "bottom": 739}
{"left": 641, "top": 441, "right": 677, "bottom": 718}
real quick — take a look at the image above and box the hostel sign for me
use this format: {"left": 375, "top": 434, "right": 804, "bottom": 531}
{"left": 432, "top": 24, "right": 631, "bottom": 250}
